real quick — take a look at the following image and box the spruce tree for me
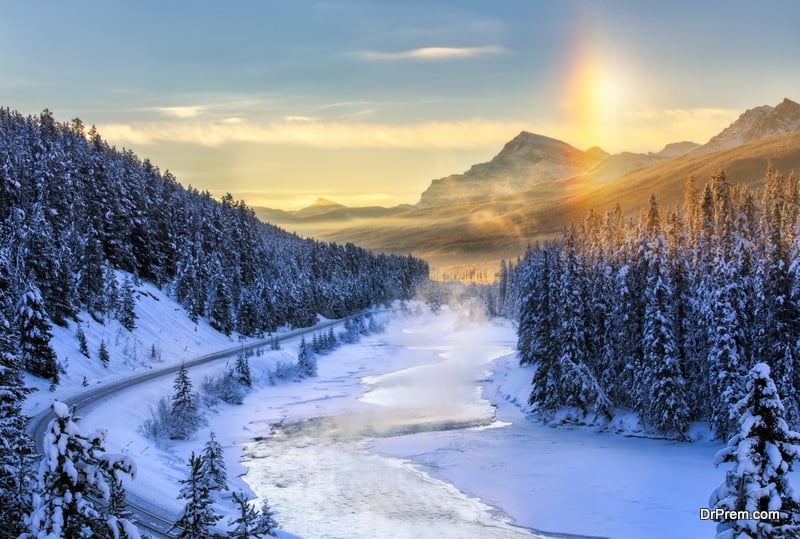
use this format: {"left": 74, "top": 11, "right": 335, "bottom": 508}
{"left": 253, "top": 498, "right": 279, "bottom": 537}
{"left": 707, "top": 261, "right": 748, "bottom": 440}
{"left": 235, "top": 349, "right": 252, "bottom": 387}
{"left": 0, "top": 316, "right": 35, "bottom": 539}
{"left": 25, "top": 401, "right": 139, "bottom": 539}
{"left": 199, "top": 430, "right": 228, "bottom": 492}
{"left": 641, "top": 196, "right": 689, "bottom": 436}
{"left": 710, "top": 363, "right": 800, "bottom": 538}
{"left": 297, "top": 337, "right": 317, "bottom": 377}
{"left": 228, "top": 491, "right": 278, "bottom": 538}
{"left": 98, "top": 339, "right": 110, "bottom": 366}
{"left": 117, "top": 276, "right": 138, "bottom": 331}
{"left": 171, "top": 363, "right": 199, "bottom": 439}
{"left": 76, "top": 325, "right": 89, "bottom": 358}
{"left": 173, "top": 452, "right": 222, "bottom": 539}
{"left": 15, "top": 285, "right": 59, "bottom": 383}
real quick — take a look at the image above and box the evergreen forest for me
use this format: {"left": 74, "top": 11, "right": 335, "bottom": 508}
{"left": 513, "top": 166, "right": 800, "bottom": 440}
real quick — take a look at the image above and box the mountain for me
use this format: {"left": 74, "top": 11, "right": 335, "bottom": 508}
{"left": 416, "top": 131, "right": 603, "bottom": 208}
{"left": 693, "top": 98, "right": 800, "bottom": 155}
{"left": 259, "top": 98, "right": 800, "bottom": 276}
{"left": 293, "top": 197, "right": 345, "bottom": 218}
{"left": 650, "top": 141, "right": 700, "bottom": 159}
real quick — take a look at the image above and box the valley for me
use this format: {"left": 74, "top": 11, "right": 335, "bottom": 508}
{"left": 256, "top": 99, "right": 800, "bottom": 277}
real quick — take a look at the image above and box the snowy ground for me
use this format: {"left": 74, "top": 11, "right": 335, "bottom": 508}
{"left": 27, "top": 281, "right": 732, "bottom": 538}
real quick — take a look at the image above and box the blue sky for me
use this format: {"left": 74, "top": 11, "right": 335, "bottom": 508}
{"left": 1, "top": 1, "right": 798, "bottom": 208}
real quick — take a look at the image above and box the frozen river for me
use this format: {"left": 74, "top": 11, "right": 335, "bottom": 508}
{"left": 239, "top": 307, "right": 723, "bottom": 539}
{"left": 241, "top": 309, "right": 547, "bottom": 538}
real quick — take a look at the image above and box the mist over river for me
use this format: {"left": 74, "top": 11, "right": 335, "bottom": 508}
{"left": 240, "top": 308, "right": 547, "bottom": 539}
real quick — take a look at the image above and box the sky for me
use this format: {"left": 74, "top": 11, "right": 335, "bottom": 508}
{"left": 1, "top": 0, "right": 798, "bottom": 210}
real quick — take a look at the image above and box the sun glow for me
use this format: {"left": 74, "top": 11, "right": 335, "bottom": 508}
{"left": 560, "top": 45, "right": 633, "bottom": 150}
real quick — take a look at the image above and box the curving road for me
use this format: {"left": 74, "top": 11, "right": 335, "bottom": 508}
{"left": 28, "top": 316, "right": 353, "bottom": 538}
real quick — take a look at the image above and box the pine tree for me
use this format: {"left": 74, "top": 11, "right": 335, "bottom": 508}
{"left": 235, "top": 349, "right": 252, "bottom": 387}
{"left": 710, "top": 363, "right": 800, "bottom": 538}
{"left": 297, "top": 336, "right": 317, "bottom": 377}
{"left": 98, "top": 339, "right": 110, "bottom": 366}
{"left": 228, "top": 491, "right": 278, "bottom": 538}
{"left": 15, "top": 285, "right": 59, "bottom": 383}
{"left": 199, "top": 430, "right": 228, "bottom": 492}
{"left": 641, "top": 196, "right": 689, "bottom": 436}
{"left": 171, "top": 363, "right": 200, "bottom": 439}
{"left": 0, "top": 316, "right": 35, "bottom": 539}
{"left": 209, "top": 278, "right": 234, "bottom": 336}
{"left": 117, "top": 276, "right": 138, "bottom": 331}
{"left": 173, "top": 452, "right": 222, "bottom": 539}
{"left": 25, "top": 401, "right": 139, "bottom": 539}
{"left": 707, "top": 261, "right": 748, "bottom": 440}
{"left": 76, "top": 325, "right": 89, "bottom": 358}
{"left": 253, "top": 498, "right": 279, "bottom": 537}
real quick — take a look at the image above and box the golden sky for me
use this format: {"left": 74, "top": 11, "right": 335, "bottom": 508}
{"left": 1, "top": 1, "right": 796, "bottom": 209}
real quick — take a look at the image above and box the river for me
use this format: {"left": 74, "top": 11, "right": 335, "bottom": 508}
{"left": 240, "top": 307, "right": 549, "bottom": 539}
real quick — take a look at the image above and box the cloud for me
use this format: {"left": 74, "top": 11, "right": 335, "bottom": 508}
{"left": 95, "top": 118, "right": 529, "bottom": 149}
{"left": 356, "top": 45, "right": 505, "bottom": 62}
{"left": 150, "top": 105, "right": 207, "bottom": 119}
{"left": 284, "top": 115, "right": 319, "bottom": 123}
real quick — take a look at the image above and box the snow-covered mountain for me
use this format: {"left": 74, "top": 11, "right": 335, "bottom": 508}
{"left": 416, "top": 131, "right": 603, "bottom": 208}
{"left": 258, "top": 98, "right": 800, "bottom": 274}
{"left": 693, "top": 98, "right": 800, "bottom": 155}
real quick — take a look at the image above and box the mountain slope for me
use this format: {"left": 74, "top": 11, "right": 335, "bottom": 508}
{"left": 312, "top": 130, "right": 800, "bottom": 272}
{"left": 258, "top": 98, "right": 800, "bottom": 275}
{"left": 693, "top": 98, "right": 800, "bottom": 155}
{"left": 416, "top": 131, "right": 603, "bottom": 208}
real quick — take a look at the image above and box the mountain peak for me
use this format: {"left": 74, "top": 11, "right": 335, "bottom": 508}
{"left": 309, "top": 197, "right": 341, "bottom": 208}
{"left": 496, "top": 131, "right": 575, "bottom": 159}
{"left": 417, "top": 131, "right": 600, "bottom": 208}
{"left": 695, "top": 98, "right": 800, "bottom": 155}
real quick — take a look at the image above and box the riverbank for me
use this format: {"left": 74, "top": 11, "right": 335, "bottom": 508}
{"left": 368, "top": 314, "right": 723, "bottom": 538}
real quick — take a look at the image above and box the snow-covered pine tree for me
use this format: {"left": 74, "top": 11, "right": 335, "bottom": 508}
{"left": 710, "top": 363, "right": 800, "bottom": 538}
{"left": 253, "top": 498, "right": 279, "bottom": 538}
{"left": 228, "top": 491, "right": 259, "bottom": 539}
{"left": 98, "top": 339, "right": 110, "bottom": 366}
{"left": 297, "top": 336, "right": 317, "bottom": 377}
{"left": 235, "top": 349, "right": 252, "bottom": 387}
{"left": 116, "top": 276, "right": 138, "bottom": 331}
{"left": 327, "top": 326, "right": 337, "bottom": 349}
{"left": 200, "top": 430, "right": 228, "bottom": 493}
{"left": 228, "top": 491, "right": 278, "bottom": 538}
{"left": 209, "top": 277, "right": 234, "bottom": 336}
{"left": 171, "top": 362, "right": 200, "bottom": 439}
{"left": 173, "top": 451, "right": 222, "bottom": 539}
{"left": 76, "top": 325, "right": 89, "bottom": 358}
{"left": 102, "top": 263, "right": 119, "bottom": 318}
{"left": 707, "top": 261, "right": 748, "bottom": 440}
{"left": 641, "top": 195, "right": 689, "bottom": 436}
{"left": 25, "top": 401, "right": 139, "bottom": 539}
{"left": 15, "top": 284, "right": 59, "bottom": 383}
{"left": 552, "top": 229, "right": 610, "bottom": 418}
{"left": 0, "top": 293, "right": 36, "bottom": 539}
{"left": 755, "top": 165, "right": 800, "bottom": 426}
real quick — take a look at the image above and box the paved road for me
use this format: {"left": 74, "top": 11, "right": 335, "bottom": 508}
{"left": 28, "top": 316, "right": 352, "bottom": 538}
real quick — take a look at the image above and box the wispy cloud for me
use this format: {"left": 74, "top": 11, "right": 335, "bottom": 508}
{"left": 95, "top": 118, "right": 528, "bottom": 149}
{"left": 355, "top": 45, "right": 505, "bottom": 62}
{"left": 150, "top": 105, "right": 207, "bottom": 118}
{"left": 285, "top": 115, "right": 319, "bottom": 123}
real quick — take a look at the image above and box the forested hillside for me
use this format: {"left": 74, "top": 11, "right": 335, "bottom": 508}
{"left": 0, "top": 108, "right": 428, "bottom": 383}
{"left": 514, "top": 166, "right": 800, "bottom": 440}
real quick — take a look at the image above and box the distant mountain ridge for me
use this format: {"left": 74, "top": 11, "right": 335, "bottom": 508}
{"left": 256, "top": 98, "right": 800, "bottom": 274}
{"left": 693, "top": 98, "right": 800, "bottom": 155}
